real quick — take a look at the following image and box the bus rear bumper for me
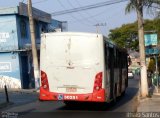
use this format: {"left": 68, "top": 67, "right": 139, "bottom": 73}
{"left": 39, "top": 87, "right": 106, "bottom": 102}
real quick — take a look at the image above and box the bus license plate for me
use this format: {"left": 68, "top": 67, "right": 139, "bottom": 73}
{"left": 66, "top": 88, "right": 77, "bottom": 92}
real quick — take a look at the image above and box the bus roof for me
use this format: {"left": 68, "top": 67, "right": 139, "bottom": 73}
{"left": 41, "top": 32, "right": 127, "bottom": 54}
{"left": 41, "top": 32, "right": 103, "bottom": 37}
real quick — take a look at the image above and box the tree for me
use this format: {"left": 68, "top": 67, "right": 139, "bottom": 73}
{"left": 125, "top": 0, "right": 160, "bottom": 97}
{"left": 109, "top": 19, "right": 160, "bottom": 50}
{"left": 109, "top": 22, "right": 138, "bottom": 50}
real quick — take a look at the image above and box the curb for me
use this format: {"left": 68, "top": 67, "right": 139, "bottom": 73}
{"left": 138, "top": 97, "right": 150, "bottom": 102}
{"left": 153, "top": 93, "right": 160, "bottom": 96}
{"left": 137, "top": 95, "right": 160, "bottom": 102}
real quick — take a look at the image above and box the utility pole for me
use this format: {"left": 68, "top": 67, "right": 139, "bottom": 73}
{"left": 94, "top": 23, "right": 106, "bottom": 33}
{"left": 28, "top": 0, "right": 40, "bottom": 89}
{"left": 137, "top": 0, "right": 148, "bottom": 97}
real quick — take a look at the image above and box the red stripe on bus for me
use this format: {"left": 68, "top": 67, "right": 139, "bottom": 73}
{"left": 39, "top": 87, "right": 106, "bottom": 102}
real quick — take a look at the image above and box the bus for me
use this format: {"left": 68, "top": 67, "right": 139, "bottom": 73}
{"left": 39, "top": 32, "right": 128, "bottom": 104}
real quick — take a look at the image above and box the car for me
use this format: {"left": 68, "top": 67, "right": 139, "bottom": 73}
{"left": 128, "top": 71, "right": 134, "bottom": 79}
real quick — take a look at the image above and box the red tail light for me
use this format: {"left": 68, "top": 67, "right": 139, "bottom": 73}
{"left": 41, "top": 71, "right": 49, "bottom": 91}
{"left": 93, "top": 72, "right": 102, "bottom": 92}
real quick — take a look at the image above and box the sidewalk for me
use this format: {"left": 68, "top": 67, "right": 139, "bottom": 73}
{"left": 0, "top": 89, "right": 39, "bottom": 110}
{"left": 137, "top": 87, "right": 160, "bottom": 112}
{"left": 0, "top": 88, "right": 39, "bottom": 93}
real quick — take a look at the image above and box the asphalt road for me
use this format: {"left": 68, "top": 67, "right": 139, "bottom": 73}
{"left": 1, "top": 78, "right": 140, "bottom": 118}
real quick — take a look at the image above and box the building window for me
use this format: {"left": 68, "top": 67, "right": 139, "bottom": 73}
{"left": 20, "top": 19, "right": 27, "bottom": 38}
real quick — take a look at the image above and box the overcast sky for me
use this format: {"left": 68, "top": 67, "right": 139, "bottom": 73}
{"left": 0, "top": 0, "right": 155, "bottom": 36}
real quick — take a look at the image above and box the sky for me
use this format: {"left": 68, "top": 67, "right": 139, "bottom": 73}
{"left": 0, "top": 0, "right": 156, "bottom": 36}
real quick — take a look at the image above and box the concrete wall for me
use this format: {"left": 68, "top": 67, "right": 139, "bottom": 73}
{"left": 0, "top": 52, "right": 21, "bottom": 88}
{"left": 16, "top": 15, "right": 49, "bottom": 49}
{"left": 0, "top": 15, "right": 18, "bottom": 51}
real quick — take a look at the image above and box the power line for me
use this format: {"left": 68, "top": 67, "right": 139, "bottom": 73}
{"left": 64, "top": 1, "right": 123, "bottom": 23}
{"left": 51, "top": 0, "right": 128, "bottom": 16}
{"left": 74, "top": 0, "right": 99, "bottom": 24}
{"left": 56, "top": 0, "right": 92, "bottom": 27}
{"left": 67, "top": 0, "right": 96, "bottom": 24}
{"left": 68, "top": 11, "right": 108, "bottom": 23}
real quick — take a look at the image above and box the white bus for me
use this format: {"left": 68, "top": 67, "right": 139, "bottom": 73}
{"left": 39, "top": 32, "right": 128, "bottom": 104}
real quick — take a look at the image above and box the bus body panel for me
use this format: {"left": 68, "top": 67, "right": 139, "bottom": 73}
{"left": 40, "top": 32, "right": 106, "bottom": 102}
{"left": 40, "top": 32, "right": 128, "bottom": 103}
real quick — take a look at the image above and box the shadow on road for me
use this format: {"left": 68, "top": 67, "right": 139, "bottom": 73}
{"left": 56, "top": 87, "right": 139, "bottom": 111}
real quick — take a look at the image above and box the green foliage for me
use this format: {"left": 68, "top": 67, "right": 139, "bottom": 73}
{"left": 108, "top": 19, "right": 160, "bottom": 50}
{"left": 125, "top": 0, "right": 160, "bottom": 16}
{"left": 125, "top": 0, "right": 138, "bottom": 14}
{"left": 147, "top": 56, "right": 160, "bottom": 74}
{"left": 148, "top": 58, "right": 155, "bottom": 72}
{"left": 158, "top": 56, "right": 160, "bottom": 73}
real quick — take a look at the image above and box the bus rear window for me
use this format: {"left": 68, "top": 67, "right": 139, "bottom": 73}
{"left": 46, "top": 36, "right": 100, "bottom": 66}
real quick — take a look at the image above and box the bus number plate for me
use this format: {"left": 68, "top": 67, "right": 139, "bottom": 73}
{"left": 66, "top": 87, "right": 77, "bottom": 92}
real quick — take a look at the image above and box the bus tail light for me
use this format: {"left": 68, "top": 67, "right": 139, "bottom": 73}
{"left": 93, "top": 72, "right": 102, "bottom": 92}
{"left": 41, "top": 71, "right": 49, "bottom": 91}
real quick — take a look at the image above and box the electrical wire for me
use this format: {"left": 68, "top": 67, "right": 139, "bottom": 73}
{"left": 63, "top": 1, "right": 124, "bottom": 23}
{"left": 51, "top": 0, "right": 128, "bottom": 16}
{"left": 67, "top": 0, "right": 96, "bottom": 24}
{"left": 66, "top": 2, "right": 125, "bottom": 35}
{"left": 56, "top": 0, "right": 93, "bottom": 27}
{"left": 74, "top": 0, "right": 99, "bottom": 24}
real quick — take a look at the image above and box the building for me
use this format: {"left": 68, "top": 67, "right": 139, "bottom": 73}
{"left": 128, "top": 51, "right": 140, "bottom": 74}
{"left": 0, "top": 3, "right": 66, "bottom": 89}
